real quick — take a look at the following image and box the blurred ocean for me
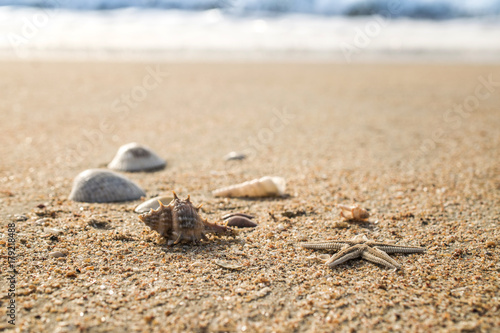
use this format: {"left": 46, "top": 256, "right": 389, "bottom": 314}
{"left": 0, "top": 0, "right": 499, "bottom": 61}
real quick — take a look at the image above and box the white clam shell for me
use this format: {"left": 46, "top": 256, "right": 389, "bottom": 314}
{"left": 108, "top": 142, "right": 166, "bottom": 172}
{"left": 212, "top": 176, "right": 286, "bottom": 198}
{"left": 69, "top": 169, "right": 145, "bottom": 203}
{"left": 134, "top": 195, "right": 174, "bottom": 213}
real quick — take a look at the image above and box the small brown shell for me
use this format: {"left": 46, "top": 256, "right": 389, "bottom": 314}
{"left": 338, "top": 204, "right": 370, "bottom": 221}
{"left": 225, "top": 216, "right": 257, "bottom": 228}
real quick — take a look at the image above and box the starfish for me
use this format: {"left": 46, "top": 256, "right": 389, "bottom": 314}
{"left": 300, "top": 234, "right": 425, "bottom": 270}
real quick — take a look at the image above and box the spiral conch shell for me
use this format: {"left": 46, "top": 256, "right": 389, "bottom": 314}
{"left": 212, "top": 176, "right": 286, "bottom": 198}
{"left": 338, "top": 204, "right": 369, "bottom": 221}
{"left": 139, "top": 192, "right": 236, "bottom": 244}
{"left": 108, "top": 142, "right": 166, "bottom": 172}
{"left": 68, "top": 169, "right": 145, "bottom": 203}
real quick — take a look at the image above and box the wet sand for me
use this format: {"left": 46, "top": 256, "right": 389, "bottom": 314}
{"left": 0, "top": 61, "right": 499, "bottom": 332}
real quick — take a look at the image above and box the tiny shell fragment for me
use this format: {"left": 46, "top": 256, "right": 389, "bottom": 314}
{"left": 338, "top": 204, "right": 370, "bottom": 221}
{"left": 254, "top": 287, "right": 271, "bottom": 299}
{"left": 49, "top": 251, "right": 67, "bottom": 258}
{"left": 215, "top": 260, "right": 243, "bottom": 270}
{"left": 317, "top": 254, "right": 331, "bottom": 262}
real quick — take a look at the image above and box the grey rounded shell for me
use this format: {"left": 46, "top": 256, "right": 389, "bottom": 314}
{"left": 69, "top": 169, "right": 146, "bottom": 203}
{"left": 108, "top": 142, "right": 166, "bottom": 172}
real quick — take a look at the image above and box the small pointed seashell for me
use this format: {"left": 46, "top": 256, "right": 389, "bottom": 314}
{"left": 108, "top": 142, "right": 166, "bottom": 172}
{"left": 69, "top": 169, "right": 145, "bottom": 203}
{"left": 134, "top": 195, "right": 174, "bottom": 213}
{"left": 224, "top": 151, "right": 246, "bottom": 161}
{"left": 225, "top": 216, "right": 258, "bottom": 228}
{"left": 212, "top": 176, "right": 286, "bottom": 198}
{"left": 338, "top": 204, "right": 370, "bottom": 221}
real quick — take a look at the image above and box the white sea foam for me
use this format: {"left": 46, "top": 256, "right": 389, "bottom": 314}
{"left": 0, "top": 6, "right": 499, "bottom": 62}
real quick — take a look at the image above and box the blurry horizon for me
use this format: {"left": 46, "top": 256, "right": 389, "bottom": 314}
{"left": 1, "top": 0, "right": 500, "bottom": 19}
{"left": 1, "top": 0, "right": 499, "bottom": 62}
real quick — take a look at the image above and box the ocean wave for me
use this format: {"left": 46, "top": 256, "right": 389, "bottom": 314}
{"left": 1, "top": 0, "right": 500, "bottom": 19}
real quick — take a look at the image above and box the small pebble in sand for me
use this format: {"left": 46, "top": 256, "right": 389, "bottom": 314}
{"left": 224, "top": 151, "right": 246, "bottom": 161}
{"left": 35, "top": 218, "right": 49, "bottom": 226}
{"left": 254, "top": 287, "right": 271, "bottom": 299}
{"left": 485, "top": 241, "right": 496, "bottom": 248}
{"left": 15, "top": 214, "right": 28, "bottom": 221}
{"left": 46, "top": 228, "right": 63, "bottom": 235}
{"left": 215, "top": 260, "right": 243, "bottom": 270}
{"left": 65, "top": 271, "right": 78, "bottom": 278}
{"left": 333, "top": 221, "right": 350, "bottom": 228}
{"left": 49, "top": 251, "right": 67, "bottom": 258}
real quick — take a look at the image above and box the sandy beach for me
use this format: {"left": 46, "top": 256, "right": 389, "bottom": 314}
{"left": 0, "top": 61, "right": 499, "bottom": 332}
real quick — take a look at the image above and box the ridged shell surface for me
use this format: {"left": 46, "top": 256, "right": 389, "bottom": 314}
{"left": 108, "top": 142, "right": 166, "bottom": 172}
{"left": 212, "top": 176, "right": 286, "bottom": 198}
{"left": 69, "top": 169, "right": 145, "bottom": 203}
{"left": 134, "top": 195, "right": 174, "bottom": 213}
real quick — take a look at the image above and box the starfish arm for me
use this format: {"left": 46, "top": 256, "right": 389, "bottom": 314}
{"left": 365, "top": 246, "right": 402, "bottom": 269}
{"left": 371, "top": 244, "right": 425, "bottom": 254}
{"left": 300, "top": 242, "right": 347, "bottom": 251}
{"left": 361, "top": 250, "right": 398, "bottom": 269}
{"left": 325, "top": 244, "right": 366, "bottom": 268}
